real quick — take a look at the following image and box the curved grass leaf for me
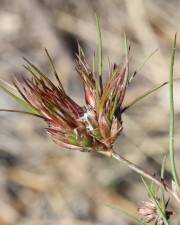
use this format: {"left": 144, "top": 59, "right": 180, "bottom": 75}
{"left": 128, "top": 48, "right": 158, "bottom": 83}
{"left": 169, "top": 33, "right": 180, "bottom": 188}
{"left": 0, "top": 109, "right": 44, "bottom": 118}
{"left": 0, "top": 79, "right": 38, "bottom": 114}
{"left": 122, "top": 78, "right": 180, "bottom": 113}
{"left": 44, "top": 48, "right": 65, "bottom": 91}
{"left": 95, "top": 14, "right": 103, "bottom": 93}
{"left": 106, "top": 204, "right": 147, "bottom": 225}
{"left": 160, "top": 156, "right": 167, "bottom": 213}
{"left": 142, "top": 177, "right": 170, "bottom": 225}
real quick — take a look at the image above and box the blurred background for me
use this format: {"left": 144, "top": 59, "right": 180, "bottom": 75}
{"left": 0, "top": 0, "right": 180, "bottom": 224}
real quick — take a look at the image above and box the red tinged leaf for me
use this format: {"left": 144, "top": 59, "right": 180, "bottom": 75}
{"left": 98, "top": 113, "right": 110, "bottom": 139}
{"left": 84, "top": 85, "right": 95, "bottom": 108}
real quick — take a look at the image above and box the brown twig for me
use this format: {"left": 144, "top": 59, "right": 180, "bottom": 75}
{"left": 100, "top": 150, "right": 180, "bottom": 203}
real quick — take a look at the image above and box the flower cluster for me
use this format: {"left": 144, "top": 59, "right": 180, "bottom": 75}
{"left": 138, "top": 198, "right": 173, "bottom": 225}
{"left": 13, "top": 46, "right": 128, "bottom": 153}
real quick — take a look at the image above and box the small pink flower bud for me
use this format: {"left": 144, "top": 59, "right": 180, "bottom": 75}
{"left": 138, "top": 198, "right": 173, "bottom": 225}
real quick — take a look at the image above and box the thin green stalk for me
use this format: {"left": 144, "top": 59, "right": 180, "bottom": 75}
{"left": 128, "top": 48, "right": 158, "bottom": 83}
{"left": 106, "top": 151, "right": 180, "bottom": 203}
{"left": 160, "top": 156, "right": 167, "bottom": 212}
{"left": 0, "top": 109, "right": 44, "bottom": 118}
{"left": 142, "top": 178, "right": 170, "bottom": 225}
{"left": 95, "top": 14, "right": 103, "bottom": 93}
{"left": 92, "top": 52, "right": 95, "bottom": 75}
{"left": 124, "top": 33, "right": 129, "bottom": 85}
{"left": 93, "top": 52, "right": 99, "bottom": 104}
{"left": 122, "top": 78, "right": 180, "bottom": 113}
{"left": 169, "top": 33, "right": 180, "bottom": 187}
{"left": 0, "top": 79, "right": 38, "bottom": 114}
{"left": 45, "top": 48, "right": 65, "bottom": 91}
{"left": 106, "top": 204, "right": 147, "bottom": 225}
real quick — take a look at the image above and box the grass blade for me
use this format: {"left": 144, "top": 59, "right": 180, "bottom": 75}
{"left": 160, "top": 155, "right": 167, "bottom": 212}
{"left": 122, "top": 78, "right": 180, "bottom": 113}
{"left": 128, "top": 48, "right": 158, "bottom": 83}
{"left": 0, "top": 79, "right": 38, "bottom": 114}
{"left": 0, "top": 109, "right": 44, "bottom": 118}
{"left": 169, "top": 33, "right": 180, "bottom": 188}
{"left": 45, "top": 48, "right": 65, "bottom": 91}
{"left": 95, "top": 14, "right": 103, "bottom": 94}
{"left": 124, "top": 33, "right": 129, "bottom": 85}
{"left": 23, "top": 57, "right": 55, "bottom": 87}
{"left": 142, "top": 178, "right": 170, "bottom": 225}
{"left": 106, "top": 204, "right": 147, "bottom": 225}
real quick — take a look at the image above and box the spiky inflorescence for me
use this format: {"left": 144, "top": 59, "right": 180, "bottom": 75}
{"left": 138, "top": 198, "right": 173, "bottom": 225}
{"left": 14, "top": 46, "right": 129, "bottom": 153}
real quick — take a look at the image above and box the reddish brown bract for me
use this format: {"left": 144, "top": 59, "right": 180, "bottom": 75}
{"left": 14, "top": 47, "right": 129, "bottom": 152}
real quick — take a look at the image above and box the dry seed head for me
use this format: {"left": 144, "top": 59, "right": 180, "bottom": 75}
{"left": 138, "top": 198, "right": 173, "bottom": 225}
{"left": 13, "top": 46, "right": 129, "bottom": 152}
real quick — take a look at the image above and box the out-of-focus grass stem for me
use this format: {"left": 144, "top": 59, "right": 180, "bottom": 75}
{"left": 169, "top": 33, "right": 180, "bottom": 188}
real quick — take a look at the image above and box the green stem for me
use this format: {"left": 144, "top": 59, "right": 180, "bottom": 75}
{"left": 103, "top": 151, "right": 180, "bottom": 203}
{"left": 169, "top": 33, "right": 180, "bottom": 187}
{"left": 95, "top": 14, "right": 103, "bottom": 94}
{"left": 122, "top": 78, "right": 180, "bottom": 113}
{"left": 0, "top": 109, "right": 44, "bottom": 119}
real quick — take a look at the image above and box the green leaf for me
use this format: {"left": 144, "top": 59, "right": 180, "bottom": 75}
{"left": 122, "top": 78, "right": 180, "bottom": 113}
{"left": 45, "top": 48, "right": 65, "bottom": 91}
{"left": 23, "top": 57, "right": 54, "bottom": 87}
{"left": 169, "top": 33, "right": 180, "bottom": 188}
{"left": 0, "top": 109, "right": 44, "bottom": 118}
{"left": 0, "top": 78, "right": 21, "bottom": 97}
{"left": 92, "top": 52, "right": 95, "bottom": 75}
{"left": 161, "top": 156, "right": 166, "bottom": 180}
{"left": 106, "top": 204, "right": 147, "bottom": 225}
{"left": 82, "top": 137, "right": 93, "bottom": 147}
{"left": 160, "top": 156, "right": 167, "bottom": 212}
{"left": 95, "top": 14, "right": 103, "bottom": 94}
{"left": 0, "top": 79, "right": 38, "bottom": 114}
{"left": 124, "top": 33, "right": 129, "bottom": 85}
{"left": 68, "top": 131, "right": 79, "bottom": 145}
{"left": 128, "top": 48, "right": 158, "bottom": 83}
{"left": 142, "top": 177, "right": 170, "bottom": 225}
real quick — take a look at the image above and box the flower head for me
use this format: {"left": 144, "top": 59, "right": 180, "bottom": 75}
{"left": 75, "top": 46, "right": 128, "bottom": 149}
{"left": 12, "top": 44, "right": 129, "bottom": 153}
{"left": 138, "top": 198, "right": 173, "bottom": 225}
